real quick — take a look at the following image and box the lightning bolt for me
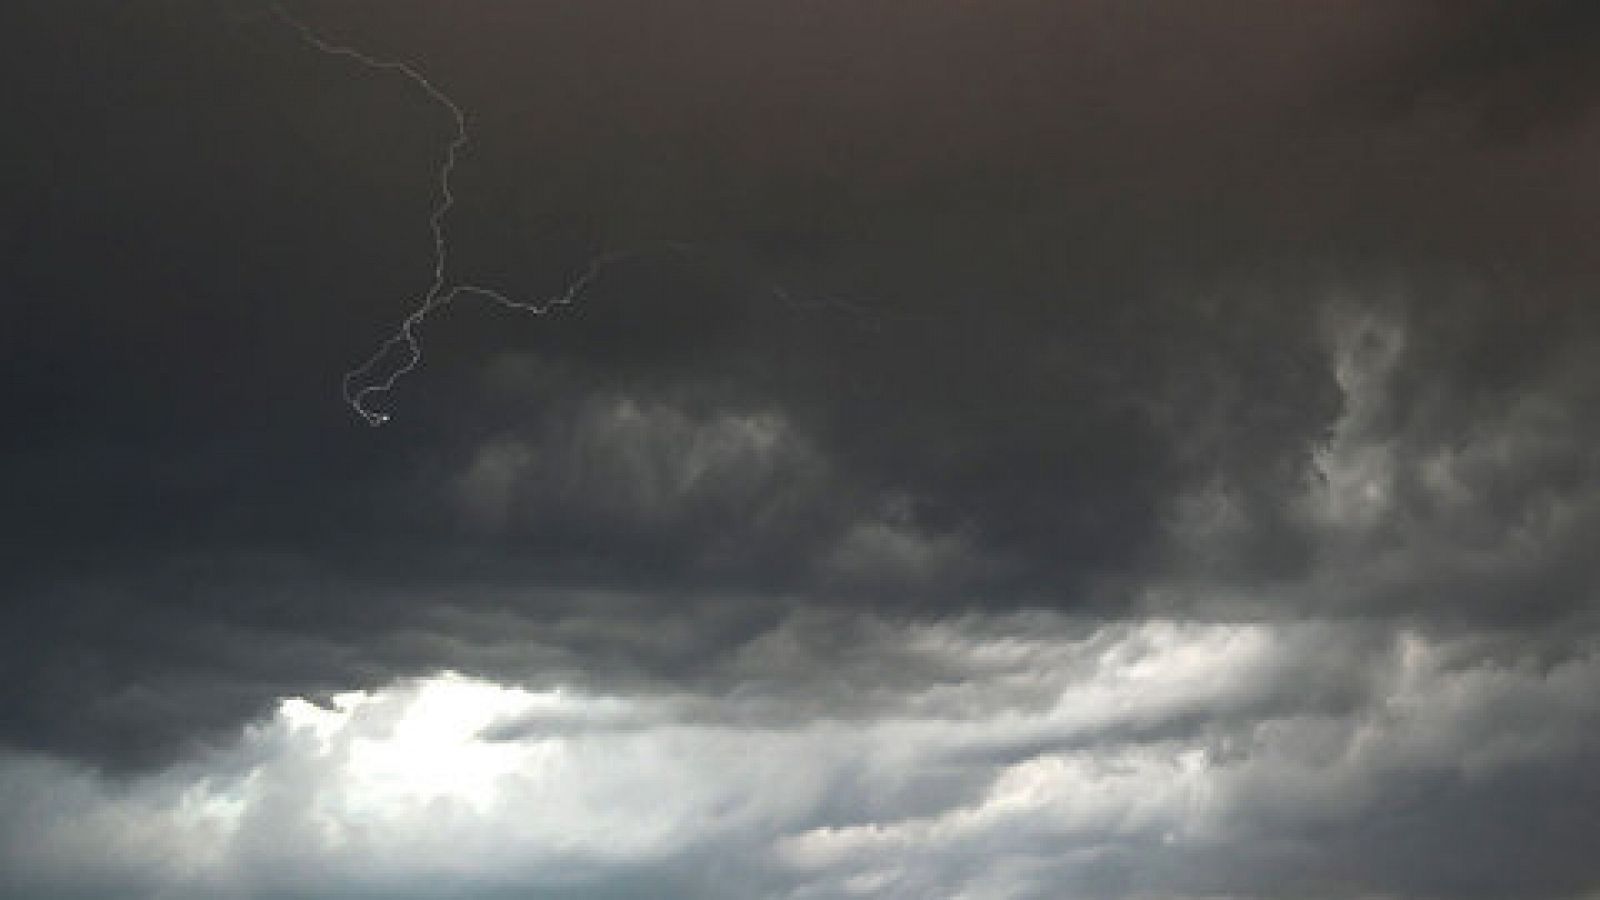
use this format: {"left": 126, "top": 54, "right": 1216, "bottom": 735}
{"left": 271, "top": 4, "right": 647, "bottom": 426}
{"left": 270, "top": 4, "right": 909, "bottom": 426}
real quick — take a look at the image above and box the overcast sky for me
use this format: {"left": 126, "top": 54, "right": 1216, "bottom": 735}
{"left": 4, "top": 1, "right": 1600, "bottom": 898}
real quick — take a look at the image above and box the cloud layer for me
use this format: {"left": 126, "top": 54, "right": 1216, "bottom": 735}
{"left": 6, "top": 617, "right": 1600, "bottom": 899}
{"left": 5, "top": 1, "right": 1600, "bottom": 897}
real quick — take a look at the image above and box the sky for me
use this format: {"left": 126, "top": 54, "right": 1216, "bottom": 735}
{"left": 3, "top": 1, "right": 1600, "bottom": 897}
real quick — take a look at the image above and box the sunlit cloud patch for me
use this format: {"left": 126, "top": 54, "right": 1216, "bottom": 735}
{"left": 5, "top": 617, "right": 1597, "bottom": 899}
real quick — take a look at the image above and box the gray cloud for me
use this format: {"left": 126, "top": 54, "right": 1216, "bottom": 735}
{"left": 5, "top": 1, "right": 1600, "bottom": 895}
{"left": 3, "top": 616, "right": 1598, "bottom": 899}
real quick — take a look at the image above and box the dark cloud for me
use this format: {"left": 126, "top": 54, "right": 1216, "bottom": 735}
{"left": 4, "top": 2, "right": 1600, "bottom": 896}
{"left": 1373, "top": 0, "right": 1600, "bottom": 136}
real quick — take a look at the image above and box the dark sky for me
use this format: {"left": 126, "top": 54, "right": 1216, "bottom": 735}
{"left": 3, "top": 1, "right": 1600, "bottom": 897}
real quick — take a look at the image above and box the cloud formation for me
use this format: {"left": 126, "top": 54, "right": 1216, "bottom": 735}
{"left": 4, "top": 1, "right": 1600, "bottom": 896}
{"left": 5, "top": 617, "right": 1599, "bottom": 899}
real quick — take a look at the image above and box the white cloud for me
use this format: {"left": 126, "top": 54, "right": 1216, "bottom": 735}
{"left": 4, "top": 615, "right": 1598, "bottom": 898}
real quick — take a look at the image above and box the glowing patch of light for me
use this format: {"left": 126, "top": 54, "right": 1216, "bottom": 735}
{"left": 277, "top": 672, "right": 564, "bottom": 814}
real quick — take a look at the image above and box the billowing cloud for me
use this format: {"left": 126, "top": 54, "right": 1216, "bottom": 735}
{"left": 5, "top": 1, "right": 1600, "bottom": 896}
{"left": 5, "top": 617, "right": 1599, "bottom": 899}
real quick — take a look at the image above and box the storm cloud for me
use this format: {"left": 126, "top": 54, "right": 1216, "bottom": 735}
{"left": 3, "top": 1, "right": 1600, "bottom": 897}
